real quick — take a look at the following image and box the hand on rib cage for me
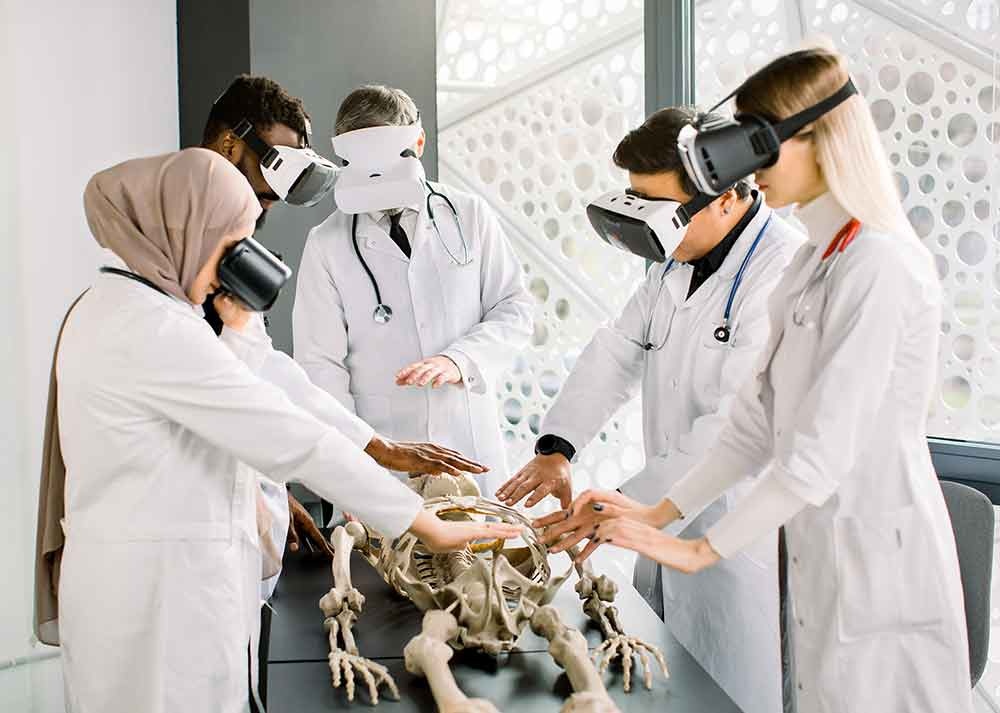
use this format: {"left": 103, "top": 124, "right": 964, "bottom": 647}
{"left": 318, "top": 474, "right": 667, "bottom": 711}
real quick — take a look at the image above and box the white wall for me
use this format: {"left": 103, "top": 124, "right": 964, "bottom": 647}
{"left": 0, "top": 2, "right": 179, "bottom": 710}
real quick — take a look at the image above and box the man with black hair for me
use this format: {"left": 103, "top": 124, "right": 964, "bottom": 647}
{"left": 202, "top": 74, "right": 311, "bottom": 230}
{"left": 497, "top": 106, "right": 805, "bottom": 713}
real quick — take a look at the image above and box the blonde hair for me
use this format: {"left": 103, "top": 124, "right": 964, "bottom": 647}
{"left": 736, "top": 46, "right": 912, "bottom": 236}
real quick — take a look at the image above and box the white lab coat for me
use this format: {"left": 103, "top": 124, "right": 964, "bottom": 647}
{"left": 293, "top": 182, "right": 533, "bottom": 496}
{"left": 219, "top": 313, "right": 366, "bottom": 602}
{"left": 56, "top": 267, "right": 422, "bottom": 713}
{"left": 671, "top": 192, "right": 972, "bottom": 713}
{"left": 543, "top": 201, "right": 803, "bottom": 713}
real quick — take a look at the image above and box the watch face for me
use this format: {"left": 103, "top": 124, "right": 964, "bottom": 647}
{"left": 536, "top": 435, "right": 556, "bottom": 453}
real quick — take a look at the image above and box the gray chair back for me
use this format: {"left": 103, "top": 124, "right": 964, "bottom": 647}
{"left": 941, "top": 480, "right": 994, "bottom": 688}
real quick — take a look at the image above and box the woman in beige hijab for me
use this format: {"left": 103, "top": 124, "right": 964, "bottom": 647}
{"left": 44, "top": 148, "right": 518, "bottom": 713}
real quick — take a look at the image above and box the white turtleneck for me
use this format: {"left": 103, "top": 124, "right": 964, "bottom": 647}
{"left": 793, "top": 191, "right": 853, "bottom": 248}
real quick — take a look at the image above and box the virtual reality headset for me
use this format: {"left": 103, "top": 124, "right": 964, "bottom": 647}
{"left": 232, "top": 119, "right": 338, "bottom": 207}
{"left": 586, "top": 190, "right": 714, "bottom": 262}
{"left": 218, "top": 237, "right": 292, "bottom": 311}
{"left": 331, "top": 119, "right": 426, "bottom": 215}
{"left": 678, "top": 75, "right": 857, "bottom": 195}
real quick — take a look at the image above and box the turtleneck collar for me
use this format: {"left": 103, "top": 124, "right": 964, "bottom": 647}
{"left": 793, "top": 191, "right": 853, "bottom": 248}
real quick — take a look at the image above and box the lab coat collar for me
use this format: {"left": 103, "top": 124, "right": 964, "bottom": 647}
{"left": 355, "top": 212, "right": 414, "bottom": 263}
{"left": 364, "top": 203, "right": 421, "bottom": 229}
{"left": 794, "top": 191, "right": 852, "bottom": 247}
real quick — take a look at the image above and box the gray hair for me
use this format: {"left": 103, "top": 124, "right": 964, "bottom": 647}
{"left": 334, "top": 85, "right": 420, "bottom": 135}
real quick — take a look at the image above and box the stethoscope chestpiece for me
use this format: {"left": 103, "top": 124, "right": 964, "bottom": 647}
{"left": 714, "top": 325, "right": 731, "bottom": 343}
{"left": 373, "top": 303, "right": 393, "bottom": 324}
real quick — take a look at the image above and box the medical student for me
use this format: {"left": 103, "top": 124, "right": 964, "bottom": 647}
{"left": 44, "top": 149, "right": 519, "bottom": 713}
{"left": 293, "top": 85, "right": 533, "bottom": 497}
{"left": 497, "top": 106, "right": 804, "bottom": 713}
{"left": 541, "top": 46, "right": 972, "bottom": 713}
{"left": 201, "top": 76, "right": 488, "bottom": 587}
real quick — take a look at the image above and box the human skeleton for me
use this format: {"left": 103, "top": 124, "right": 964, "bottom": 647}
{"left": 319, "top": 475, "right": 668, "bottom": 712}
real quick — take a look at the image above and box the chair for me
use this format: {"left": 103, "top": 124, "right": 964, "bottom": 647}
{"left": 940, "top": 480, "right": 994, "bottom": 688}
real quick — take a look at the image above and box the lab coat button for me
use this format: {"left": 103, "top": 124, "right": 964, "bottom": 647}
{"left": 671, "top": 378, "right": 679, "bottom": 389}
{"left": 798, "top": 618, "right": 805, "bottom": 628}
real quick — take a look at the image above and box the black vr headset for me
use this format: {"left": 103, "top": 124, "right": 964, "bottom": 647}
{"left": 218, "top": 237, "right": 292, "bottom": 311}
{"left": 678, "top": 66, "right": 857, "bottom": 195}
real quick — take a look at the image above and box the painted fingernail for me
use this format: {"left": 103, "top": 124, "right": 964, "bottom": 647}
{"left": 592, "top": 503, "right": 604, "bottom": 512}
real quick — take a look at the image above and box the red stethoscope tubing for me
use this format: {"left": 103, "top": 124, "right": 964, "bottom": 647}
{"left": 820, "top": 218, "right": 862, "bottom": 261}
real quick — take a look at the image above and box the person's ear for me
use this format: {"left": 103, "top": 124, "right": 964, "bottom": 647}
{"left": 414, "top": 129, "right": 426, "bottom": 159}
{"left": 717, "top": 188, "right": 739, "bottom": 216}
{"left": 220, "top": 130, "right": 244, "bottom": 165}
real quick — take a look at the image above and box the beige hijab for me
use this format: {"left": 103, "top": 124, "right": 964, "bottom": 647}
{"left": 34, "top": 149, "right": 260, "bottom": 644}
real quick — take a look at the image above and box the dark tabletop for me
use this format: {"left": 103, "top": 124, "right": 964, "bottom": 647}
{"left": 265, "top": 548, "right": 740, "bottom": 712}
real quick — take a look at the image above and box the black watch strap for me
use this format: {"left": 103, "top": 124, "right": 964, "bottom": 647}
{"left": 535, "top": 434, "right": 576, "bottom": 462}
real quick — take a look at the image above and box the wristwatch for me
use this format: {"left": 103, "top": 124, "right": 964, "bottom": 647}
{"left": 534, "top": 434, "right": 576, "bottom": 463}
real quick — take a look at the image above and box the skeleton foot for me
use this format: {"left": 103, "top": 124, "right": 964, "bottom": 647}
{"left": 575, "top": 570, "right": 668, "bottom": 692}
{"left": 593, "top": 635, "right": 669, "bottom": 692}
{"left": 404, "top": 610, "right": 501, "bottom": 713}
{"left": 328, "top": 649, "right": 400, "bottom": 704}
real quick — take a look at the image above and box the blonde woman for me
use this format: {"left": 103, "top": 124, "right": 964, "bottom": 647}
{"left": 538, "top": 47, "right": 971, "bottom": 712}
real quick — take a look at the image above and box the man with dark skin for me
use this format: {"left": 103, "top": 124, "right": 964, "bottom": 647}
{"left": 200, "top": 76, "right": 487, "bottom": 556}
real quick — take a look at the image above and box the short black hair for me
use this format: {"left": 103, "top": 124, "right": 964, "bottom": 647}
{"left": 202, "top": 74, "right": 311, "bottom": 145}
{"left": 613, "top": 106, "right": 751, "bottom": 199}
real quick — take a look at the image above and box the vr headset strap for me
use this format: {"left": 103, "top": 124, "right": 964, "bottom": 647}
{"left": 771, "top": 79, "right": 857, "bottom": 142}
{"left": 676, "top": 191, "right": 715, "bottom": 224}
{"left": 233, "top": 119, "right": 279, "bottom": 167}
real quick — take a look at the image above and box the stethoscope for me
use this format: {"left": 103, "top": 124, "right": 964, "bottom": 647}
{"left": 634, "top": 215, "right": 772, "bottom": 351}
{"left": 791, "top": 218, "right": 861, "bottom": 328}
{"left": 352, "top": 182, "right": 473, "bottom": 324}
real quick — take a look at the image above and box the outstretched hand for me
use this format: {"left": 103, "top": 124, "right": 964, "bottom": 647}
{"left": 531, "top": 488, "right": 704, "bottom": 569}
{"left": 408, "top": 510, "right": 523, "bottom": 554}
{"left": 496, "top": 453, "right": 572, "bottom": 509}
{"left": 365, "top": 434, "right": 488, "bottom": 477}
{"left": 395, "top": 355, "right": 463, "bottom": 388}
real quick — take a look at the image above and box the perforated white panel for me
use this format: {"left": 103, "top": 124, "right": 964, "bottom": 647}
{"left": 438, "top": 0, "right": 643, "bottom": 112}
{"left": 696, "top": 0, "right": 1000, "bottom": 443}
{"left": 438, "top": 1, "right": 646, "bottom": 514}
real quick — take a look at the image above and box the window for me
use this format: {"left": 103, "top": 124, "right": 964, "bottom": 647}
{"left": 437, "top": 0, "right": 648, "bottom": 518}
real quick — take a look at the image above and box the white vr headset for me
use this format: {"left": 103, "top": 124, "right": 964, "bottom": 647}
{"left": 231, "top": 119, "right": 338, "bottom": 208}
{"left": 332, "top": 121, "right": 427, "bottom": 215}
{"left": 586, "top": 189, "right": 714, "bottom": 262}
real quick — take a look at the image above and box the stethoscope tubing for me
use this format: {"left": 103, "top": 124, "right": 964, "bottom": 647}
{"left": 791, "top": 218, "right": 861, "bottom": 327}
{"left": 353, "top": 183, "right": 471, "bottom": 323}
{"left": 644, "top": 213, "right": 772, "bottom": 349}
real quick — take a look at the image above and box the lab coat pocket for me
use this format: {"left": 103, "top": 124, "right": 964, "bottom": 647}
{"left": 834, "top": 506, "right": 945, "bottom": 641}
